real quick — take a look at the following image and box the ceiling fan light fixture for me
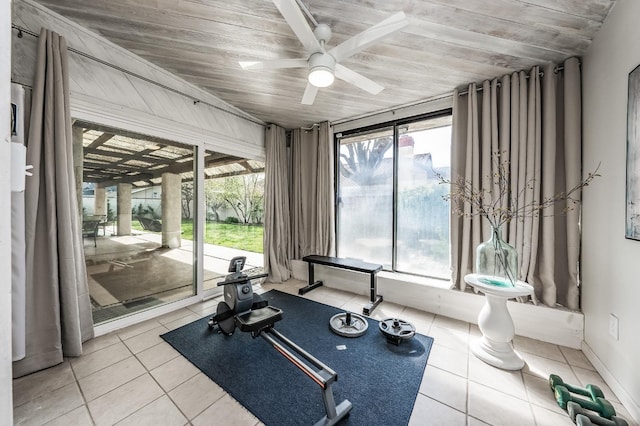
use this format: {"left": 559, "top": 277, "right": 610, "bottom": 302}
{"left": 308, "top": 52, "right": 336, "bottom": 88}
{"left": 308, "top": 67, "right": 334, "bottom": 87}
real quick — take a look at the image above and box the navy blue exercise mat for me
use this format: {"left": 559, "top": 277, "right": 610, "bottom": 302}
{"left": 161, "top": 290, "right": 433, "bottom": 426}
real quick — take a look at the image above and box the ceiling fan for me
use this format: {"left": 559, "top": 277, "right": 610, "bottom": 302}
{"left": 239, "top": 0, "right": 409, "bottom": 105}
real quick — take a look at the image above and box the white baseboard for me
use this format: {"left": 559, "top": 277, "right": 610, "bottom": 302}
{"left": 582, "top": 342, "right": 640, "bottom": 424}
{"left": 291, "top": 260, "right": 584, "bottom": 349}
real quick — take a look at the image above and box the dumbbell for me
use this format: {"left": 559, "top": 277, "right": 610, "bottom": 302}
{"left": 568, "top": 402, "right": 628, "bottom": 426}
{"left": 549, "top": 374, "right": 605, "bottom": 399}
{"left": 554, "top": 385, "right": 616, "bottom": 419}
{"left": 549, "top": 374, "right": 616, "bottom": 417}
{"left": 576, "top": 414, "right": 629, "bottom": 426}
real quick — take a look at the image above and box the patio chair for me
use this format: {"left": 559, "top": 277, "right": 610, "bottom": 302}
{"left": 138, "top": 217, "right": 162, "bottom": 232}
{"left": 82, "top": 219, "right": 101, "bottom": 247}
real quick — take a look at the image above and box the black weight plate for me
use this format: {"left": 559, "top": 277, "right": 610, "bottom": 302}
{"left": 379, "top": 318, "right": 416, "bottom": 341}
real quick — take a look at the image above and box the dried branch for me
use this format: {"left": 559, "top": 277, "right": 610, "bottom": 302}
{"left": 437, "top": 153, "right": 600, "bottom": 229}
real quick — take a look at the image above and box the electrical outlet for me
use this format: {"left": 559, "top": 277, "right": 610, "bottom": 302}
{"left": 608, "top": 314, "right": 619, "bottom": 340}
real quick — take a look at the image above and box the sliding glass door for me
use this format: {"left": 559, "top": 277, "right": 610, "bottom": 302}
{"left": 78, "top": 122, "right": 197, "bottom": 323}
{"left": 77, "top": 122, "right": 267, "bottom": 323}
{"left": 202, "top": 150, "right": 265, "bottom": 291}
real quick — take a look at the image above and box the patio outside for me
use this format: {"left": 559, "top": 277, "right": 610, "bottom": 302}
{"left": 76, "top": 120, "right": 266, "bottom": 324}
{"left": 84, "top": 226, "right": 263, "bottom": 324}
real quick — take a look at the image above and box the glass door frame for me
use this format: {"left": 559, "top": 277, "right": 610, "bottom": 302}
{"left": 74, "top": 117, "right": 253, "bottom": 336}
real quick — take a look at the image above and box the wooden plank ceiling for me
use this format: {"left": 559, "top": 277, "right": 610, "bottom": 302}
{"left": 35, "top": 0, "right": 616, "bottom": 129}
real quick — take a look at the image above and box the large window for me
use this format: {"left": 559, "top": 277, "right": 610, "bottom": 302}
{"left": 336, "top": 112, "right": 452, "bottom": 279}
{"left": 337, "top": 126, "right": 394, "bottom": 268}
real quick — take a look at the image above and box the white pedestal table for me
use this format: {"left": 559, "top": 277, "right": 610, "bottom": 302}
{"left": 464, "top": 274, "right": 534, "bottom": 370}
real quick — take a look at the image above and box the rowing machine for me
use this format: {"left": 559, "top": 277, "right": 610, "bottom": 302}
{"left": 208, "top": 256, "right": 352, "bottom": 426}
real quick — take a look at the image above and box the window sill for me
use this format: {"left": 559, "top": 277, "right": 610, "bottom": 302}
{"left": 377, "top": 270, "right": 452, "bottom": 290}
{"left": 290, "top": 258, "right": 583, "bottom": 348}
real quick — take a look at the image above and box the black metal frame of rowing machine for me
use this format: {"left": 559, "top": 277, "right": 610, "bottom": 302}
{"left": 213, "top": 267, "right": 352, "bottom": 426}
{"left": 254, "top": 326, "right": 352, "bottom": 426}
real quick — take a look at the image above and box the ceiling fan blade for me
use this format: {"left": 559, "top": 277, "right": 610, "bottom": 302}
{"left": 329, "top": 11, "right": 409, "bottom": 63}
{"left": 335, "top": 64, "right": 384, "bottom": 95}
{"left": 272, "top": 0, "right": 321, "bottom": 53}
{"left": 301, "top": 83, "right": 318, "bottom": 105}
{"left": 239, "top": 58, "right": 307, "bottom": 70}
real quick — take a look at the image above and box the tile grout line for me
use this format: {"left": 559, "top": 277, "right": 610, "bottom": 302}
{"left": 54, "top": 361, "right": 97, "bottom": 425}
{"left": 128, "top": 329, "right": 210, "bottom": 424}
{"left": 466, "top": 335, "right": 472, "bottom": 420}
{"left": 75, "top": 327, "right": 156, "bottom": 424}
{"left": 520, "top": 366, "right": 539, "bottom": 425}
{"left": 16, "top": 285, "right": 612, "bottom": 426}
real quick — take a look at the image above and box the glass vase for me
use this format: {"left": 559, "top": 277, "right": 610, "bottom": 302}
{"left": 475, "top": 225, "right": 518, "bottom": 287}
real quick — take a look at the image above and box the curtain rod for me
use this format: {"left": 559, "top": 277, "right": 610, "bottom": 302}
{"left": 11, "top": 24, "right": 265, "bottom": 127}
{"left": 457, "top": 63, "right": 573, "bottom": 97}
{"left": 334, "top": 60, "right": 574, "bottom": 125}
{"left": 331, "top": 92, "right": 453, "bottom": 127}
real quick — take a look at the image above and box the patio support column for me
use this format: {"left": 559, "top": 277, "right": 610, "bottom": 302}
{"left": 94, "top": 185, "right": 107, "bottom": 217}
{"left": 72, "top": 125, "right": 83, "bottom": 218}
{"left": 116, "top": 183, "right": 132, "bottom": 235}
{"left": 162, "top": 172, "right": 182, "bottom": 248}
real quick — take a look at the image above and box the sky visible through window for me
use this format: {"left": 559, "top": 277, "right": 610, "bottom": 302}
{"left": 411, "top": 125, "right": 452, "bottom": 167}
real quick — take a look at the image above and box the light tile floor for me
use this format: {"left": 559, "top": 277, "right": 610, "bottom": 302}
{"left": 12, "top": 279, "right": 639, "bottom": 426}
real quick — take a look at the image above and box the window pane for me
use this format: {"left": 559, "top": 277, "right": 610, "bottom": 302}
{"left": 202, "top": 153, "right": 265, "bottom": 292}
{"left": 78, "top": 122, "right": 196, "bottom": 324}
{"left": 396, "top": 119, "right": 451, "bottom": 278}
{"left": 337, "top": 127, "right": 394, "bottom": 268}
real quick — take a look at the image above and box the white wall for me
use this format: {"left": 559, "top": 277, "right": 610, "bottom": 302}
{"left": 1, "top": 0, "right": 14, "bottom": 423}
{"left": 582, "top": 0, "right": 640, "bottom": 421}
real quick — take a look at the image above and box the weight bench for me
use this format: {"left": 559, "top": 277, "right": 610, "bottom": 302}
{"left": 299, "top": 255, "right": 383, "bottom": 315}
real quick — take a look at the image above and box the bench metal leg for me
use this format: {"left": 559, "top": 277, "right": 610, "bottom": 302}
{"left": 298, "top": 263, "right": 323, "bottom": 295}
{"left": 362, "top": 272, "right": 383, "bottom": 315}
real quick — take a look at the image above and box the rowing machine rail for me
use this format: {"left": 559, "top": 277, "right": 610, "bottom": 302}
{"left": 258, "top": 327, "right": 352, "bottom": 425}
{"left": 209, "top": 256, "right": 352, "bottom": 426}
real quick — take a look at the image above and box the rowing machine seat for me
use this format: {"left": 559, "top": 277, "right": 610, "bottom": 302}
{"left": 237, "top": 306, "right": 283, "bottom": 333}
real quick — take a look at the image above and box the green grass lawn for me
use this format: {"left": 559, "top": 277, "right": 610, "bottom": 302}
{"left": 131, "top": 219, "right": 263, "bottom": 253}
{"left": 183, "top": 220, "right": 263, "bottom": 253}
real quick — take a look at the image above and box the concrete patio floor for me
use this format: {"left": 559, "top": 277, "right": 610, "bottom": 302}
{"left": 84, "top": 231, "right": 263, "bottom": 323}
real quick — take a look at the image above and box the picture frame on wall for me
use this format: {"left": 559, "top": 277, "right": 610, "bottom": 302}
{"left": 626, "top": 64, "right": 640, "bottom": 240}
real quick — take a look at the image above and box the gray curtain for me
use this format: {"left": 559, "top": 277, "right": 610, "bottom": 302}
{"left": 291, "top": 122, "right": 335, "bottom": 258}
{"left": 13, "top": 29, "right": 94, "bottom": 378}
{"left": 451, "top": 57, "right": 582, "bottom": 309}
{"left": 263, "top": 124, "right": 292, "bottom": 283}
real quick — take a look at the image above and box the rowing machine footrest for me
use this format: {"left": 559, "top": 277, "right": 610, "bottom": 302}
{"left": 237, "top": 306, "right": 283, "bottom": 332}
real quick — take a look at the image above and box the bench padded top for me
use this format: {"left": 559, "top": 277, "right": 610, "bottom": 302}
{"left": 302, "top": 255, "right": 382, "bottom": 274}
